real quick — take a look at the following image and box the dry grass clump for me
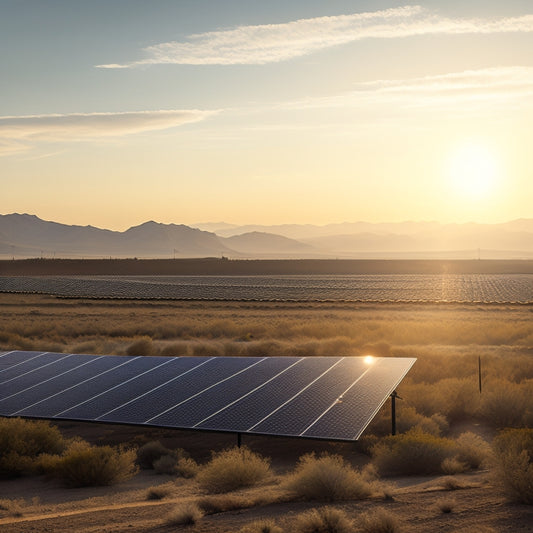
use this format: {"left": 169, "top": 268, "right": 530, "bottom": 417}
{"left": 440, "top": 457, "right": 469, "bottom": 475}
{"left": 284, "top": 452, "right": 375, "bottom": 501}
{"left": 0, "top": 417, "right": 65, "bottom": 477}
{"left": 492, "top": 428, "right": 533, "bottom": 504}
{"left": 293, "top": 506, "right": 354, "bottom": 533}
{"left": 454, "top": 432, "right": 490, "bottom": 469}
{"left": 146, "top": 483, "right": 174, "bottom": 500}
{"left": 477, "top": 379, "right": 532, "bottom": 428}
{"left": 438, "top": 476, "right": 466, "bottom": 491}
{"left": 437, "top": 497, "right": 455, "bottom": 514}
{"left": 372, "top": 430, "right": 456, "bottom": 476}
{"left": 359, "top": 508, "right": 401, "bottom": 533}
{"left": 48, "top": 440, "right": 138, "bottom": 487}
{"left": 165, "top": 502, "right": 203, "bottom": 526}
{"left": 372, "top": 430, "right": 487, "bottom": 477}
{"left": 197, "top": 446, "right": 271, "bottom": 494}
{"left": 197, "top": 494, "right": 255, "bottom": 515}
{"left": 136, "top": 440, "right": 173, "bottom": 469}
{"left": 126, "top": 336, "right": 158, "bottom": 356}
{"left": 240, "top": 519, "right": 283, "bottom": 533}
{"left": 136, "top": 440, "right": 197, "bottom": 474}
{"left": 0, "top": 498, "right": 25, "bottom": 518}
{"left": 151, "top": 453, "right": 198, "bottom": 477}
{"left": 153, "top": 454, "right": 179, "bottom": 475}
{"left": 401, "top": 377, "right": 479, "bottom": 423}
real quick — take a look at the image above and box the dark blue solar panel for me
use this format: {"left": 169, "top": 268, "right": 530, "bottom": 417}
{"left": 15, "top": 356, "right": 142, "bottom": 418}
{"left": 250, "top": 357, "right": 368, "bottom": 436}
{"left": 197, "top": 356, "right": 343, "bottom": 432}
{"left": 0, "top": 355, "right": 113, "bottom": 415}
{"left": 58, "top": 356, "right": 180, "bottom": 419}
{"left": 0, "top": 353, "right": 75, "bottom": 385}
{"left": 0, "top": 351, "right": 48, "bottom": 372}
{"left": 149, "top": 356, "right": 300, "bottom": 427}
{"left": 0, "top": 351, "right": 415, "bottom": 441}
{"left": 99, "top": 356, "right": 261, "bottom": 424}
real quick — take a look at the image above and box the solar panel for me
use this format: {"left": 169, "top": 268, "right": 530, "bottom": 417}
{"left": 0, "top": 351, "right": 415, "bottom": 441}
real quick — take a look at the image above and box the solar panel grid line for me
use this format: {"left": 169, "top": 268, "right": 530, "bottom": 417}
{"left": 246, "top": 357, "right": 345, "bottom": 432}
{"left": 0, "top": 356, "right": 104, "bottom": 404}
{"left": 0, "top": 351, "right": 15, "bottom": 359}
{"left": 0, "top": 351, "right": 48, "bottom": 374}
{"left": 10, "top": 356, "right": 136, "bottom": 416}
{"left": 299, "top": 364, "right": 372, "bottom": 437}
{"left": 148, "top": 357, "right": 299, "bottom": 428}
{"left": 53, "top": 356, "right": 174, "bottom": 417}
{"left": 95, "top": 357, "right": 215, "bottom": 421}
{"left": 144, "top": 357, "right": 268, "bottom": 424}
{"left": 194, "top": 357, "right": 340, "bottom": 433}
{"left": 191, "top": 357, "right": 304, "bottom": 429}
{"left": 249, "top": 357, "right": 368, "bottom": 437}
{"left": 0, "top": 353, "right": 74, "bottom": 385}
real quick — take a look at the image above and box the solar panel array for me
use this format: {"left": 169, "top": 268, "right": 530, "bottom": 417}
{"left": 0, "top": 351, "right": 415, "bottom": 441}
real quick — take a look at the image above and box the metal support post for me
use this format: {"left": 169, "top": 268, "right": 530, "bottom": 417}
{"left": 390, "top": 390, "right": 402, "bottom": 436}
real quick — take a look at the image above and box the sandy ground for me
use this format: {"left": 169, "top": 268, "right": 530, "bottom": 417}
{"left": 0, "top": 423, "right": 532, "bottom": 533}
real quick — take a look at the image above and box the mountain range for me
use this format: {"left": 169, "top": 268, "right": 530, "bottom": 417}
{"left": 1, "top": 213, "right": 533, "bottom": 259}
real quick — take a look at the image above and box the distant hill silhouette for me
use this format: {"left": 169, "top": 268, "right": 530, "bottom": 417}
{"left": 222, "top": 231, "right": 317, "bottom": 257}
{"left": 1, "top": 213, "right": 533, "bottom": 259}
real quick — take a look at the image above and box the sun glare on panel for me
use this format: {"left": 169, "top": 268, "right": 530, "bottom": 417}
{"left": 447, "top": 141, "right": 501, "bottom": 201}
{"left": 364, "top": 355, "right": 375, "bottom": 365}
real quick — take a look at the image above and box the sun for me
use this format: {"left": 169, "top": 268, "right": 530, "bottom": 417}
{"left": 447, "top": 141, "right": 500, "bottom": 200}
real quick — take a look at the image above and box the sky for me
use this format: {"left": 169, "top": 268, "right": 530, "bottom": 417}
{"left": 1, "top": 0, "right": 532, "bottom": 231}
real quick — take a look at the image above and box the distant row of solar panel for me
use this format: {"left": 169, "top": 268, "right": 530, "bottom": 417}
{"left": 0, "top": 351, "right": 415, "bottom": 441}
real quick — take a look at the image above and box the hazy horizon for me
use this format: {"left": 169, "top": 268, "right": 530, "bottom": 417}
{"left": 1, "top": 1, "right": 532, "bottom": 230}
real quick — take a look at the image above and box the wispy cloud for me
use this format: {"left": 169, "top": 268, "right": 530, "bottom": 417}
{"left": 287, "top": 66, "right": 533, "bottom": 111}
{"left": 0, "top": 109, "right": 218, "bottom": 141}
{"left": 97, "top": 6, "right": 533, "bottom": 68}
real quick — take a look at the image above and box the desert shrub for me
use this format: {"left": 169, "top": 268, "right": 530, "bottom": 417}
{"left": 136, "top": 440, "right": 173, "bottom": 469}
{"left": 197, "top": 494, "right": 255, "bottom": 514}
{"left": 437, "top": 497, "right": 455, "bottom": 514}
{"left": 191, "top": 341, "right": 225, "bottom": 356}
{"left": 293, "top": 506, "right": 353, "bottom": 533}
{"left": 197, "top": 446, "right": 271, "bottom": 494}
{"left": 441, "top": 457, "right": 468, "bottom": 475}
{"left": 146, "top": 483, "right": 174, "bottom": 500}
{"left": 492, "top": 428, "right": 533, "bottom": 504}
{"left": 165, "top": 502, "right": 203, "bottom": 526}
{"left": 439, "top": 476, "right": 466, "bottom": 491}
{"left": 402, "top": 377, "right": 479, "bottom": 422}
{"left": 477, "top": 379, "right": 530, "bottom": 428}
{"left": 284, "top": 452, "right": 374, "bottom": 501}
{"left": 126, "top": 336, "right": 158, "bottom": 356}
{"left": 0, "top": 498, "right": 25, "bottom": 518}
{"left": 454, "top": 432, "right": 490, "bottom": 469}
{"left": 359, "top": 508, "right": 401, "bottom": 533}
{"left": 371, "top": 430, "right": 456, "bottom": 476}
{"left": 153, "top": 454, "right": 178, "bottom": 475}
{"left": 51, "top": 440, "right": 138, "bottom": 487}
{"left": 0, "top": 418, "right": 65, "bottom": 477}
{"left": 240, "top": 519, "right": 283, "bottom": 533}
{"left": 176, "top": 456, "right": 199, "bottom": 478}
{"left": 159, "top": 342, "right": 191, "bottom": 356}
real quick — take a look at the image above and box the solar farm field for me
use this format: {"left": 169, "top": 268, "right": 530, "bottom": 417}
{"left": 1, "top": 273, "right": 532, "bottom": 303}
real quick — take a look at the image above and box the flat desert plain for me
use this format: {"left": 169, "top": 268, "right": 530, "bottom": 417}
{"left": 0, "top": 294, "right": 532, "bottom": 532}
